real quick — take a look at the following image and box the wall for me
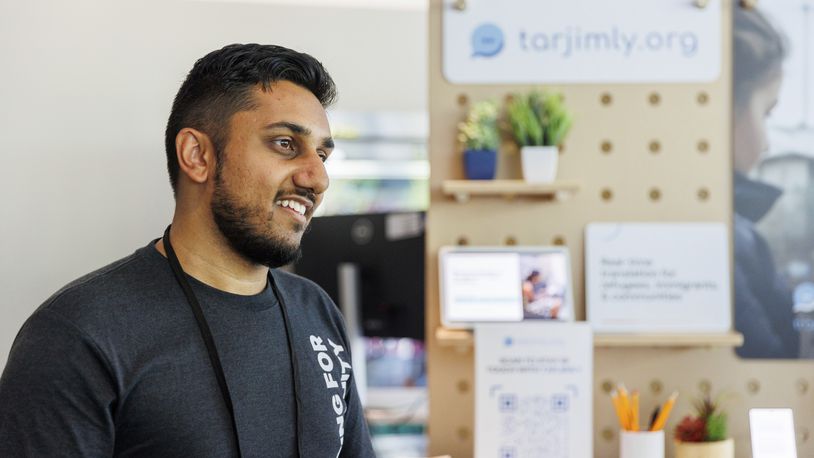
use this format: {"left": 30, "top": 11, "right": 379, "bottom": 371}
{"left": 0, "top": 0, "right": 426, "bottom": 367}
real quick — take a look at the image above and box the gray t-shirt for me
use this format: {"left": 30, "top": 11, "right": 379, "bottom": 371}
{"left": 0, "top": 242, "right": 375, "bottom": 457}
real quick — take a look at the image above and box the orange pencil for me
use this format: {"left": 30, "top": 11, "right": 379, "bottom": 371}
{"left": 618, "top": 384, "right": 631, "bottom": 430}
{"left": 611, "top": 390, "right": 627, "bottom": 430}
{"left": 631, "top": 390, "right": 640, "bottom": 431}
{"left": 651, "top": 391, "right": 678, "bottom": 431}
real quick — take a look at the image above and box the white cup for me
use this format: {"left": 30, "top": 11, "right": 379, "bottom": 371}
{"left": 619, "top": 430, "right": 665, "bottom": 458}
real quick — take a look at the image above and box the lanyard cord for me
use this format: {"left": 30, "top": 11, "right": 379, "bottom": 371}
{"left": 162, "top": 226, "right": 304, "bottom": 458}
{"left": 163, "top": 225, "right": 243, "bottom": 457}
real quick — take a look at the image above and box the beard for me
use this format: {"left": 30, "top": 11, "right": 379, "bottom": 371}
{"left": 211, "top": 170, "right": 304, "bottom": 269}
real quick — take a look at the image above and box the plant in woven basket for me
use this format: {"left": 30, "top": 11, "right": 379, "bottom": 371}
{"left": 674, "top": 394, "right": 728, "bottom": 442}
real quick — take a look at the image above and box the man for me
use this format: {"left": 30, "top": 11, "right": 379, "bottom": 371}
{"left": 0, "top": 43, "right": 376, "bottom": 457}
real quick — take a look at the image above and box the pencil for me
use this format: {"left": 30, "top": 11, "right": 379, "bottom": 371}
{"left": 610, "top": 390, "right": 627, "bottom": 429}
{"left": 618, "top": 385, "right": 631, "bottom": 430}
{"left": 650, "top": 391, "right": 678, "bottom": 431}
{"left": 648, "top": 405, "right": 661, "bottom": 431}
{"left": 631, "top": 390, "right": 640, "bottom": 431}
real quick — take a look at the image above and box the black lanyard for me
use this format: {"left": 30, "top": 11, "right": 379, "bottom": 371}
{"left": 162, "top": 225, "right": 303, "bottom": 457}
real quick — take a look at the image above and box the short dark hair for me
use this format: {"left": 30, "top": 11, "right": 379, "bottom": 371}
{"left": 733, "top": 7, "right": 787, "bottom": 109}
{"left": 164, "top": 43, "right": 337, "bottom": 194}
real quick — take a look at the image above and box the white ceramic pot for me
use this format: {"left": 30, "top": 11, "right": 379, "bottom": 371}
{"left": 620, "top": 430, "right": 665, "bottom": 458}
{"left": 520, "top": 145, "right": 559, "bottom": 183}
{"left": 674, "top": 438, "right": 734, "bottom": 458}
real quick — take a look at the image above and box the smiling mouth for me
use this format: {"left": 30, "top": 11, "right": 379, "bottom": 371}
{"left": 275, "top": 199, "right": 307, "bottom": 217}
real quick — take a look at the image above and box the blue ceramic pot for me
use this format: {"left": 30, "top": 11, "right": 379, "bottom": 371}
{"left": 463, "top": 149, "right": 497, "bottom": 180}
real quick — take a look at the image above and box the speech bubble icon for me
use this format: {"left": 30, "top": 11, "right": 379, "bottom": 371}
{"left": 471, "top": 23, "right": 504, "bottom": 58}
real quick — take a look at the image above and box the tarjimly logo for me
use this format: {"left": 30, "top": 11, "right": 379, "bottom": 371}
{"left": 471, "top": 23, "right": 504, "bottom": 58}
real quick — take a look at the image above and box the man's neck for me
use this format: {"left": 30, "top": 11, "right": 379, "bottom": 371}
{"left": 154, "top": 218, "right": 269, "bottom": 295}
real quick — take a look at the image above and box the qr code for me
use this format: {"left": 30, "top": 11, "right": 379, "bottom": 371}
{"left": 499, "top": 394, "right": 517, "bottom": 412}
{"left": 499, "top": 393, "right": 570, "bottom": 458}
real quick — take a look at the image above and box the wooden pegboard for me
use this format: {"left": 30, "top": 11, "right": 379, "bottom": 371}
{"left": 425, "top": 0, "right": 814, "bottom": 456}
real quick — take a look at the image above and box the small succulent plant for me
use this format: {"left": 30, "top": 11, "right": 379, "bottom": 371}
{"left": 674, "top": 394, "right": 728, "bottom": 442}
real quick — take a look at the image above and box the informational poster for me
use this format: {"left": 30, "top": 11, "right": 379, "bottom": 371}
{"left": 585, "top": 223, "right": 730, "bottom": 332}
{"left": 475, "top": 323, "right": 592, "bottom": 458}
{"left": 442, "top": 251, "right": 525, "bottom": 324}
{"left": 443, "top": 0, "right": 721, "bottom": 84}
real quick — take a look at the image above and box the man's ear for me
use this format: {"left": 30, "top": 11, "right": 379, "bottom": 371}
{"left": 175, "top": 128, "right": 217, "bottom": 185}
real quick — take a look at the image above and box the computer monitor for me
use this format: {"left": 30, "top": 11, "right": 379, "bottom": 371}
{"left": 294, "top": 212, "right": 425, "bottom": 340}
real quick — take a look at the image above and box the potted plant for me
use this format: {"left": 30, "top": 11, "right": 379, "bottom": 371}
{"left": 673, "top": 394, "right": 734, "bottom": 458}
{"left": 505, "top": 90, "right": 573, "bottom": 183}
{"left": 457, "top": 100, "right": 499, "bottom": 180}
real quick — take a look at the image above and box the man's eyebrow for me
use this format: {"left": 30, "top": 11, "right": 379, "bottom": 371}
{"left": 264, "top": 121, "right": 311, "bottom": 136}
{"left": 264, "top": 121, "right": 334, "bottom": 149}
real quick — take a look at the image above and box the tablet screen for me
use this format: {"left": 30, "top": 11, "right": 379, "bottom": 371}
{"left": 440, "top": 247, "right": 573, "bottom": 327}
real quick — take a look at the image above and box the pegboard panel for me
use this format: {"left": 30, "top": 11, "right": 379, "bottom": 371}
{"left": 592, "top": 347, "right": 814, "bottom": 458}
{"left": 425, "top": 0, "right": 814, "bottom": 457}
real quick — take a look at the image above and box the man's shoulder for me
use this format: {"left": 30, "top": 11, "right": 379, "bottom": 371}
{"left": 37, "top": 244, "right": 167, "bottom": 325}
{"left": 272, "top": 270, "right": 346, "bottom": 323}
{"left": 272, "top": 269, "right": 328, "bottom": 297}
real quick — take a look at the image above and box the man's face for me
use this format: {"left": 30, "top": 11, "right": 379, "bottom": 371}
{"left": 211, "top": 81, "right": 333, "bottom": 268}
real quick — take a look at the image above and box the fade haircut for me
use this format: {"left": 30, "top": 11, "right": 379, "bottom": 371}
{"left": 164, "top": 43, "right": 337, "bottom": 195}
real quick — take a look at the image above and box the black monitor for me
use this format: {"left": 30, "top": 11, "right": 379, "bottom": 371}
{"left": 293, "top": 212, "right": 425, "bottom": 340}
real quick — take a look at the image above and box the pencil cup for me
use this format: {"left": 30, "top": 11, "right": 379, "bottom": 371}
{"left": 619, "top": 430, "right": 665, "bottom": 458}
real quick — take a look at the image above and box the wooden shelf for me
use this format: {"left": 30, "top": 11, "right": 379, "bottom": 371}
{"left": 593, "top": 332, "right": 743, "bottom": 348}
{"left": 435, "top": 327, "right": 743, "bottom": 349}
{"left": 441, "top": 179, "right": 580, "bottom": 203}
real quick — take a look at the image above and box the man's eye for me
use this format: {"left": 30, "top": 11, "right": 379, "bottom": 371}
{"left": 273, "top": 138, "right": 295, "bottom": 151}
{"left": 318, "top": 151, "right": 329, "bottom": 162}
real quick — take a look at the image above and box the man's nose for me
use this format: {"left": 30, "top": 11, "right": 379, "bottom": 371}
{"left": 292, "top": 149, "right": 329, "bottom": 195}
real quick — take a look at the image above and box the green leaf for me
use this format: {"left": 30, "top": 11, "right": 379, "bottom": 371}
{"left": 705, "top": 413, "right": 727, "bottom": 441}
{"left": 458, "top": 100, "right": 500, "bottom": 151}
{"left": 504, "top": 90, "right": 572, "bottom": 147}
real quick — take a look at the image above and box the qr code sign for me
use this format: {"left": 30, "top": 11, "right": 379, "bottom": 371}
{"left": 499, "top": 394, "right": 570, "bottom": 457}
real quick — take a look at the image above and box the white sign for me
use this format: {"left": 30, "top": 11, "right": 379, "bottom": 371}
{"left": 443, "top": 0, "right": 721, "bottom": 84}
{"left": 750, "top": 409, "right": 798, "bottom": 458}
{"left": 475, "top": 322, "right": 592, "bottom": 458}
{"left": 585, "top": 223, "right": 731, "bottom": 332}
